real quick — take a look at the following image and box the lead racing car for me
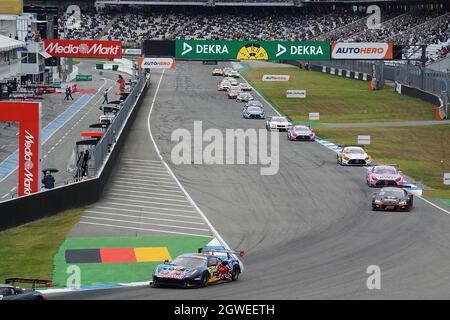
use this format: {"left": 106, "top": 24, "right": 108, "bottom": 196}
{"left": 151, "top": 249, "right": 244, "bottom": 288}
{"left": 337, "top": 145, "right": 372, "bottom": 166}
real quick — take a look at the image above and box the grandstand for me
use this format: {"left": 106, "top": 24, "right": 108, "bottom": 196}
{"left": 51, "top": 1, "right": 450, "bottom": 66}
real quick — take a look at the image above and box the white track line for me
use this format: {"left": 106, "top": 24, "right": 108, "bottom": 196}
{"left": 78, "top": 221, "right": 211, "bottom": 237}
{"left": 103, "top": 201, "right": 196, "bottom": 213}
{"left": 105, "top": 196, "right": 193, "bottom": 208}
{"left": 109, "top": 188, "right": 186, "bottom": 198}
{"left": 84, "top": 210, "right": 205, "bottom": 225}
{"left": 108, "top": 184, "right": 183, "bottom": 194}
{"left": 112, "top": 180, "right": 180, "bottom": 189}
{"left": 147, "top": 69, "right": 233, "bottom": 252}
{"left": 95, "top": 206, "right": 201, "bottom": 219}
{"left": 107, "top": 192, "right": 189, "bottom": 203}
{"left": 81, "top": 216, "right": 209, "bottom": 231}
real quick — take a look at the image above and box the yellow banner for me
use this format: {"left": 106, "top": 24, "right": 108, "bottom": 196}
{"left": 0, "top": 0, "right": 23, "bottom": 15}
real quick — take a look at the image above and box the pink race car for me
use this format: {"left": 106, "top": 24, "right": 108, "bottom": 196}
{"left": 287, "top": 125, "right": 315, "bottom": 141}
{"left": 366, "top": 165, "right": 404, "bottom": 187}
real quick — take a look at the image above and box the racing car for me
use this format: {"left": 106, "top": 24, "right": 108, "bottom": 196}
{"left": 337, "top": 145, "right": 372, "bottom": 166}
{"left": 239, "top": 83, "right": 252, "bottom": 91}
{"left": 212, "top": 68, "right": 223, "bottom": 76}
{"left": 372, "top": 187, "right": 413, "bottom": 212}
{"left": 224, "top": 77, "right": 238, "bottom": 86}
{"left": 243, "top": 105, "right": 265, "bottom": 119}
{"left": 287, "top": 125, "right": 315, "bottom": 141}
{"left": 367, "top": 164, "right": 404, "bottom": 187}
{"left": 218, "top": 80, "right": 231, "bottom": 91}
{"left": 229, "top": 70, "right": 240, "bottom": 78}
{"left": 236, "top": 92, "right": 254, "bottom": 102}
{"left": 245, "top": 100, "right": 263, "bottom": 109}
{"left": 223, "top": 68, "right": 233, "bottom": 77}
{"left": 0, "top": 278, "right": 51, "bottom": 300}
{"left": 227, "top": 88, "right": 241, "bottom": 99}
{"left": 266, "top": 116, "right": 292, "bottom": 131}
{"left": 151, "top": 249, "right": 244, "bottom": 288}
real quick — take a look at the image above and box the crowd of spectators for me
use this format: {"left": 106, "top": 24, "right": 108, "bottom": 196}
{"left": 58, "top": 9, "right": 112, "bottom": 40}
{"left": 104, "top": 11, "right": 193, "bottom": 42}
{"left": 56, "top": 6, "right": 450, "bottom": 63}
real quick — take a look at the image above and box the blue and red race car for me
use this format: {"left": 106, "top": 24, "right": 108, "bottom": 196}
{"left": 151, "top": 249, "right": 244, "bottom": 288}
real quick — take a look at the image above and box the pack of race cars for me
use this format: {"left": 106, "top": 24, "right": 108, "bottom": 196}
{"left": 213, "top": 66, "right": 414, "bottom": 214}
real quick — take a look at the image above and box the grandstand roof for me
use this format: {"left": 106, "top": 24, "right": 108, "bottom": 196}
{"left": 0, "top": 34, "right": 25, "bottom": 52}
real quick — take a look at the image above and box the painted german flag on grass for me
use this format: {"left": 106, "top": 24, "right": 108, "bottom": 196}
{"left": 65, "top": 247, "right": 171, "bottom": 263}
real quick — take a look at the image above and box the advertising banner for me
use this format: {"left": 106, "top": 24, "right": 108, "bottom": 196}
{"left": 262, "top": 75, "right": 290, "bottom": 82}
{"left": 175, "top": 40, "right": 330, "bottom": 60}
{"left": 286, "top": 90, "right": 306, "bottom": 98}
{"left": 0, "top": 102, "right": 41, "bottom": 197}
{"left": 122, "top": 48, "right": 142, "bottom": 56}
{"left": 43, "top": 39, "right": 122, "bottom": 59}
{"left": 331, "top": 42, "right": 393, "bottom": 60}
{"left": 139, "top": 57, "right": 176, "bottom": 69}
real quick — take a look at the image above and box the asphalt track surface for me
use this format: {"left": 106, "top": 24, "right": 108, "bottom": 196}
{"left": 52, "top": 61, "right": 450, "bottom": 299}
{"left": 0, "top": 60, "right": 124, "bottom": 200}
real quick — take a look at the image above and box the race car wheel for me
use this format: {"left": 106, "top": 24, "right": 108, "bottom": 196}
{"left": 231, "top": 266, "right": 240, "bottom": 281}
{"left": 200, "top": 271, "right": 209, "bottom": 287}
{"left": 151, "top": 278, "right": 159, "bottom": 288}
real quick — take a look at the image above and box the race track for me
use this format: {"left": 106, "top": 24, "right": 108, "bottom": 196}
{"left": 52, "top": 61, "right": 450, "bottom": 299}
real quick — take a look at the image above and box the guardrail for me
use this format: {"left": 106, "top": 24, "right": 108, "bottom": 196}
{"left": 0, "top": 72, "right": 150, "bottom": 231}
{"left": 93, "top": 73, "right": 147, "bottom": 176}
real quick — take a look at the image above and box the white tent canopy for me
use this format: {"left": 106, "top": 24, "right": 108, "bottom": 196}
{"left": 0, "top": 34, "right": 25, "bottom": 53}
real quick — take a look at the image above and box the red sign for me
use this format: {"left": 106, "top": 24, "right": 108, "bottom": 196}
{"left": 43, "top": 39, "right": 122, "bottom": 59}
{"left": 0, "top": 102, "right": 41, "bottom": 197}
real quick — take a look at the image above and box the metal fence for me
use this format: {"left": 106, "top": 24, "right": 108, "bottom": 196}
{"left": 306, "top": 60, "right": 450, "bottom": 98}
{"left": 93, "top": 72, "right": 148, "bottom": 175}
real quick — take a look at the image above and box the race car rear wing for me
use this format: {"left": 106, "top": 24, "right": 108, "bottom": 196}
{"left": 198, "top": 248, "right": 245, "bottom": 258}
{"left": 337, "top": 144, "right": 367, "bottom": 149}
{"left": 5, "top": 278, "right": 53, "bottom": 291}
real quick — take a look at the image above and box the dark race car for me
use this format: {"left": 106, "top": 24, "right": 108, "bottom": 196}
{"left": 372, "top": 187, "right": 413, "bottom": 212}
{"left": 151, "top": 249, "right": 244, "bottom": 288}
{"left": 0, "top": 278, "right": 51, "bottom": 300}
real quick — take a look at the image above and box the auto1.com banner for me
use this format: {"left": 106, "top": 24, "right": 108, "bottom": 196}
{"left": 43, "top": 39, "right": 122, "bottom": 59}
{"left": 0, "top": 102, "right": 41, "bottom": 197}
{"left": 331, "top": 42, "right": 393, "bottom": 60}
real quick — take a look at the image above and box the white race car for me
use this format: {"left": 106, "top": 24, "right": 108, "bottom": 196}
{"left": 218, "top": 80, "right": 231, "bottom": 91}
{"left": 239, "top": 83, "right": 252, "bottom": 91}
{"left": 229, "top": 70, "right": 240, "bottom": 78}
{"left": 223, "top": 68, "right": 233, "bottom": 77}
{"left": 236, "top": 92, "right": 254, "bottom": 102}
{"left": 224, "top": 77, "right": 238, "bottom": 86}
{"left": 337, "top": 145, "right": 372, "bottom": 166}
{"left": 212, "top": 68, "right": 224, "bottom": 76}
{"left": 266, "top": 116, "right": 292, "bottom": 131}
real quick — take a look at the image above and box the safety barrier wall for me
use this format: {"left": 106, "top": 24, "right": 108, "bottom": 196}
{"left": 0, "top": 73, "right": 150, "bottom": 231}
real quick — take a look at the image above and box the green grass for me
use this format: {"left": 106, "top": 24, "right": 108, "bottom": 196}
{"left": 0, "top": 209, "right": 84, "bottom": 287}
{"left": 241, "top": 66, "right": 436, "bottom": 123}
{"left": 315, "top": 125, "right": 450, "bottom": 193}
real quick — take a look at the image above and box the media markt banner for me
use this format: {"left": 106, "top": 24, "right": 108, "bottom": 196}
{"left": 175, "top": 40, "right": 330, "bottom": 60}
